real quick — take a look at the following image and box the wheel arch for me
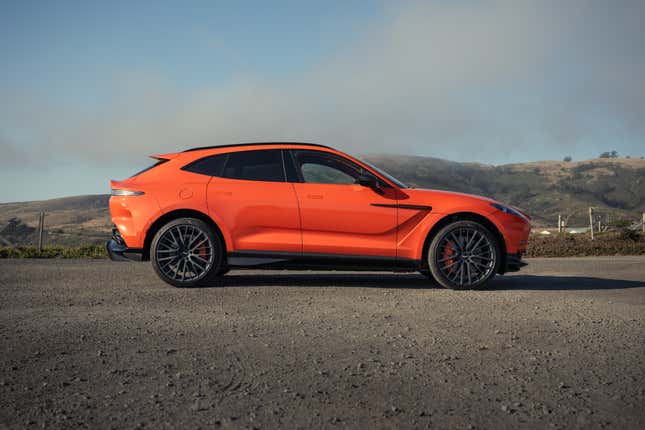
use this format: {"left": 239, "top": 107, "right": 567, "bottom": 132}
{"left": 420, "top": 212, "right": 507, "bottom": 273}
{"left": 142, "top": 209, "right": 227, "bottom": 261}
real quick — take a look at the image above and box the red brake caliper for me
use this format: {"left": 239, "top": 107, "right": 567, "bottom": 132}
{"left": 442, "top": 241, "right": 456, "bottom": 274}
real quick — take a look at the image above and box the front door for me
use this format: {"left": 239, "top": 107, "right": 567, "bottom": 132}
{"left": 287, "top": 149, "right": 398, "bottom": 257}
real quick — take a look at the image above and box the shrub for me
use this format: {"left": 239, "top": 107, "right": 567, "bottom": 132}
{"left": 525, "top": 232, "right": 645, "bottom": 257}
{"left": 618, "top": 228, "right": 641, "bottom": 242}
{"left": 0, "top": 245, "right": 107, "bottom": 259}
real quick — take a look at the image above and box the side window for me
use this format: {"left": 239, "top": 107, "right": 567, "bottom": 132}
{"left": 291, "top": 150, "right": 363, "bottom": 185}
{"left": 301, "top": 163, "right": 355, "bottom": 184}
{"left": 182, "top": 154, "right": 228, "bottom": 177}
{"left": 223, "top": 149, "right": 285, "bottom": 182}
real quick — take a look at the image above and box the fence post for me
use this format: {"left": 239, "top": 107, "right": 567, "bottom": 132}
{"left": 588, "top": 207, "right": 594, "bottom": 240}
{"left": 37, "top": 211, "right": 45, "bottom": 252}
{"left": 642, "top": 212, "right": 645, "bottom": 233}
{"left": 558, "top": 214, "right": 562, "bottom": 233}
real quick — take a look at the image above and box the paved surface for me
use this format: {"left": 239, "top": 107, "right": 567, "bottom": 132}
{"left": 1, "top": 257, "right": 644, "bottom": 429}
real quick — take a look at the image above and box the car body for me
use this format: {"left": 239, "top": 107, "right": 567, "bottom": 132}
{"left": 107, "top": 142, "right": 530, "bottom": 289}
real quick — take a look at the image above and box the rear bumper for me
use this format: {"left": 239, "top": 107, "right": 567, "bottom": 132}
{"left": 503, "top": 253, "right": 527, "bottom": 273}
{"left": 106, "top": 239, "right": 143, "bottom": 262}
{"left": 106, "top": 226, "right": 143, "bottom": 262}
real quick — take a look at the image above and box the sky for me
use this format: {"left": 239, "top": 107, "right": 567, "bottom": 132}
{"left": 1, "top": 0, "right": 644, "bottom": 202}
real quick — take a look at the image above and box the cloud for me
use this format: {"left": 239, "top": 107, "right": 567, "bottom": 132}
{"left": 2, "top": 0, "right": 645, "bottom": 165}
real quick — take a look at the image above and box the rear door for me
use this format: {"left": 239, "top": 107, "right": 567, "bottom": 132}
{"left": 286, "top": 149, "right": 399, "bottom": 257}
{"left": 204, "top": 149, "right": 302, "bottom": 252}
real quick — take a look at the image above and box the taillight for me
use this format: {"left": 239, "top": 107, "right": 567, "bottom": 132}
{"left": 111, "top": 189, "right": 145, "bottom": 196}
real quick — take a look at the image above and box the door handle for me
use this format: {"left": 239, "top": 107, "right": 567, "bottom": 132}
{"left": 307, "top": 194, "right": 324, "bottom": 200}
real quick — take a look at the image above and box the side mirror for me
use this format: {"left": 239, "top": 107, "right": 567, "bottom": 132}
{"left": 357, "top": 174, "right": 378, "bottom": 189}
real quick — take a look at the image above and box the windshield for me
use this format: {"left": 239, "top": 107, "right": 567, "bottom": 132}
{"left": 358, "top": 159, "right": 408, "bottom": 188}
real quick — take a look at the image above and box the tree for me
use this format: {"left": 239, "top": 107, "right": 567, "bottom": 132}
{"left": 563, "top": 156, "right": 572, "bottom": 162}
{"left": 610, "top": 150, "right": 619, "bottom": 158}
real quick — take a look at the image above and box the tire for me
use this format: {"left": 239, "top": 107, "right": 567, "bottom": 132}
{"left": 427, "top": 220, "right": 501, "bottom": 290}
{"left": 150, "top": 218, "right": 225, "bottom": 287}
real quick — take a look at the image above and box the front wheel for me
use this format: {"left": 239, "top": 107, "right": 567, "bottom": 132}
{"left": 427, "top": 220, "right": 501, "bottom": 290}
{"left": 151, "top": 218, "right": 224, "bottom": 287}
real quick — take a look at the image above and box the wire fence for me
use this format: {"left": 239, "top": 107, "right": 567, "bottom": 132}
{"left": 2, "top": 210, "right": 644, "bottom": 247}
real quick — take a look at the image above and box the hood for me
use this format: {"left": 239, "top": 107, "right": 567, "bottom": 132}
{"left": 407, "top": 188, "right": 498, "bottom": 203}
{"left": 399, "top": 187, "right": 525, "bottom": 216}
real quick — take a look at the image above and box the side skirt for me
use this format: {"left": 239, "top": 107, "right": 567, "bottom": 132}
{"left": 226, "top": 250, "right": 422, "bottom": 272}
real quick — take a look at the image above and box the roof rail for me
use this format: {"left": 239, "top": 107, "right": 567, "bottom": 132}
{"left": 182, "top": 142, "right": 332, "bottom": 152}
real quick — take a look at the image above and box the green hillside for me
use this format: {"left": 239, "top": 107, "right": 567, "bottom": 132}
{"left": 364, "top": 155, "right": 645, "bottom": 226}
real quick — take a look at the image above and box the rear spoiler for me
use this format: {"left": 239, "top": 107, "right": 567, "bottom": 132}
{"left": 149, "top": 152, "right": 181, "bottom": 160}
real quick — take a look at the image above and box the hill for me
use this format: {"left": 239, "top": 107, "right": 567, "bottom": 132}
{"left": 363, "top": 155, "right": 645, "bottom": 227}
{"left": 1, "top": 157, "right": 643, "bottom": 246}
{"left": 0, "top": 195, "right": 110, "bottom": 246}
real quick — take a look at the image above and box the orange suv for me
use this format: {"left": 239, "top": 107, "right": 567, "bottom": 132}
{"left": 107, "top": 143, "right": 530, "bottom": 289}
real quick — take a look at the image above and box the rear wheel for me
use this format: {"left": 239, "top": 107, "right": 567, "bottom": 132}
{"left": 427, "top": 220, "right": 500, "bottom": 290}
{"left": 151, "top": 218, "right": 224, "bottom": 287}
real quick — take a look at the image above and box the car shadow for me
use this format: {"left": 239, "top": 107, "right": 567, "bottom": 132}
{"left": 489, "top": 275, "right": 645, "bottom": 291}
{"left": 204, "top": 273, "right": 645, "bottom": 291}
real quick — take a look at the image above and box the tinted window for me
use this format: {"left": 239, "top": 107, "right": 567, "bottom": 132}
{"left": 291, "top": 150, "right": 363, "bottom": 185}
{"left": 182, "top": 154, "right": 228, "bottom": 177}
{"left": 223, "top": 149, "right": 285, "bottom": 182}
{"left": 357, "top": 158, "right": 408, "bottom": 188}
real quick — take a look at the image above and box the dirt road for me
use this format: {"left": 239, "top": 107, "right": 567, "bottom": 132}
{"left": 1, "top": 257, "right": 644, "bottom": 429}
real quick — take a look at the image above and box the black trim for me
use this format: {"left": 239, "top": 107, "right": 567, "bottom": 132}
{"left": 183, "top": 142, "right": 331, "bottom": 153}
{"left": 503, "top": 253, "right": 527, "bottom": 273}
{"left": 371, "top": 204, "right": 432, "bottom": 211}
{"left": 106, "top": 239, "right": 143, "bottom": 262}
{"left": 284, "top": 149, "right": 303, "bottom": 182}
{"left": 227, "top": 250, "right": 421, "bottom": 271}
{"left": 111, "top": 225, "right": 126, "bottom": 246}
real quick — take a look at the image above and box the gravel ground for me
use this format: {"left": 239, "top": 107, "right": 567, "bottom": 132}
{"left": 1, "top": 257, "right": 644, "bottom": 429}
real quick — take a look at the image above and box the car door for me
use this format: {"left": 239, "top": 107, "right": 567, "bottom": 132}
{"left": 287, "top": 149, "right": 399, "bottom": 257}
{"left": 205, "top": 149, "right": 302, "bottom": 253}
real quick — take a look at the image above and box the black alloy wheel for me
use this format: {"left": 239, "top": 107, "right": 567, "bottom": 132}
{"left": 427, "top": 220, "right": 501, "bottom": 290}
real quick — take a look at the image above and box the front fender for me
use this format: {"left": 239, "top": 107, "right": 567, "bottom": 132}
{"left": 397, "top": 206, "right": 501, "bottom": 261}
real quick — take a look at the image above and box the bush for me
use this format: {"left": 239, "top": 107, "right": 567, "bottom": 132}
{"left": 525, "top": 232, "right": 645, "bottom": 257}
{"left": 0, "top": 245, "right": 107, "bottom": 259}
{"left": 618, "top": 228, "right": 641, "bottom": 242}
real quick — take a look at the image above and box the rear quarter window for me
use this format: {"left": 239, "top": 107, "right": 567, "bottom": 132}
{"left": 181, "top": 154, "right": 228, "bottom": 177}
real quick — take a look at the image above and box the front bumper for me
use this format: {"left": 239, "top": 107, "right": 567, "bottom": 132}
{"left": 106, "top": 226, "right": 143, "bottom": 262}
{"left": 504, "top": 253, "right": 527, "bottom": 273}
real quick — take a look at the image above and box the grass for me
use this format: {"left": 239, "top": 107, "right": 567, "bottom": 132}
{"left": 0, "top": 245, "right": 107, "bottom": 259}
{"left": 1, "top": 232, "right": 644, "bottom": 259}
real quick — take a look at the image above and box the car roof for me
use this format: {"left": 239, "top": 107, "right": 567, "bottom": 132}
{"left": 182, "top": 142, "right": 332, "bottom": 152}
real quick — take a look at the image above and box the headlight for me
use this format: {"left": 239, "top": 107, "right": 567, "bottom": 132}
{"left": 111, "top": 189, "right": 145, "bottom": 196}
{"left": 491, "top": 203, "right": 523, "bottom": 218}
